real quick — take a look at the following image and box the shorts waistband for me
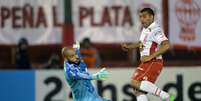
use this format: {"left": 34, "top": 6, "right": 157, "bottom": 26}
{"left": 151, "top": 59, "right": 163, "bottom": 62}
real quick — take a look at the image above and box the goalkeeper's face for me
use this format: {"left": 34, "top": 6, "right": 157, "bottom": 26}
{"left": 63, "top": 48, "right": 80, "bottom": 63}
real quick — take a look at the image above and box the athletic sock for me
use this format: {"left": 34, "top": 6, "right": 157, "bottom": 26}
{"left": 140, "top": 80, "right": 169, "bottom": 99}
{"left": 137, "top": 94, "right": 148, "bottom": 101}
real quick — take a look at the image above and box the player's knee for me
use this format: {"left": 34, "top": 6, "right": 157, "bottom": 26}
{"left": 133, "top": 89, "right": 139, "bottom": 96}
{"left": 133, "top": 89, "right": 145, "bottom": 96}
{"left": 131, "top": 80, "right": 141, "bottom": 89}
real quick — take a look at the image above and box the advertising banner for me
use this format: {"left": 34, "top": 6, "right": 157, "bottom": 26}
{"left": 0, "top": 67, "right": 200, "bottom": 101}
{"left": 0, "top": 71, "right": 35, "bottom": 101}
{"left": 72, "top": 0, "right": 162, "bottom": 43}
{"left": 169, "top": 0, "right": 201, "bottom": 49}
{"left": 0, "top": 0, "right": 64, "bottom": 45}
{"left": 35, "top": 68, "right": 201, "bottom": 101}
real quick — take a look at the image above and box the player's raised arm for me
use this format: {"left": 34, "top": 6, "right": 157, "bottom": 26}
{"left": 73, "top": 41, "right": 82, "bottom": 58}
{"left": 65, "top": 66, "right": 109, "bottom": 81}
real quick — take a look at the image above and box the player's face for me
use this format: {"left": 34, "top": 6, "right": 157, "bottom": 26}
{"left": 65, "top": 49, "right": 80, "bottom": 63}
{"left": 139, "top": 12, "right": 154, "bottom": 28}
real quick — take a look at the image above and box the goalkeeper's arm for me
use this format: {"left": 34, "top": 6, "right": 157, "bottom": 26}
{"left": 66, "top": 68, "right": 109, "bottom": 81}
{"left": 73, "top": 41, "right": 82, "bottom": 58}
{"left": 91, "top": 68, "right": 109, "bottom": 80}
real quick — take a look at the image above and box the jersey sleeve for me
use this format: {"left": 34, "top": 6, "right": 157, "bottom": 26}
{"left": 75, "top": 48, "right": 82, "bottom": 58}
{"left": 66, "top": 67, "right": 93, "bottom": 80}
{"left": 152, "top": 30, "right": 168, "bottom": 44}
{"left": 75, "top": 48, "right": 89, "bottom": 70}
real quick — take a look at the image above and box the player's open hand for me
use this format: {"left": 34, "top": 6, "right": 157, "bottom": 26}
{"left": 92, "top": 68, "right": 109, "bottom": 81}
{"left": 73, "top": 41, "right": 80, "bottom": 49}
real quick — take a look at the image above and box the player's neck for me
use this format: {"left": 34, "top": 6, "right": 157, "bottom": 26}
{"left": 145, "top": 21, "right": 154, "bottom": 28}
{"left": 68, "top": 60, "right": 81, "bottom": 65}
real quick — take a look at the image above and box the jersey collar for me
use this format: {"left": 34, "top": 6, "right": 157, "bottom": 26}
{"left": 147, "top": 21, "right": 156, "bottom": 29}
{"left": 67, "top": 60, "right": 81, "bottom": 65}
{"left": 144, "top": 21, "right": 157, "bottom": 32}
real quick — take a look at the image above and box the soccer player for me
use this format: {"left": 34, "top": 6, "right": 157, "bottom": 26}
{"left": 62, "top": 42, "right": 110, "bottom": 101}
{"left": 121, "top": 8, "right": 175, "bottom": 101}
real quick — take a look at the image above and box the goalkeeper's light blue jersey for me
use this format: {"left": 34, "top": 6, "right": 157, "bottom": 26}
{"left": 64, "top": 49, "right": 109, "bottom": 101}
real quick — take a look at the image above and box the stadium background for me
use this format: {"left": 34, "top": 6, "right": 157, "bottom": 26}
{"left": 0, "top": 0, "right": 201, "bottom": 101}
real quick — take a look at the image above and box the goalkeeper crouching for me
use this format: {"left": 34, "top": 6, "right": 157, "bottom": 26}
{"left": 62, "top": 42, "right": 110, "bottom": 101}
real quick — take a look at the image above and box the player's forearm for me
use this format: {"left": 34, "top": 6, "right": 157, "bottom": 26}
{"left": 74, "top": 73, "right": 93, "bottom": 80}
{"left": 150, "top": 40, "right": 170, "bottom": 58}
{"left": 75, "top": 48, "right": 86, "bottom": 63}
{"left": 75, "top": 48, "right": 82, "bottom": 58}
{"left": 73, "top": 41, "right": 82, "bottom": 58}
{"left": 128, "top": 42, "right": 141, "bottom": 49}
{"left": 74, "top": 73, "right": 104, "bottom": 80}
{"left": 68, "top": 70, "right": 93, "bottom": 80}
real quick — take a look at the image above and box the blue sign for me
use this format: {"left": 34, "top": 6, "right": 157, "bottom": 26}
{"left": 0, "top": 71, "right": 35, "bottom": 101}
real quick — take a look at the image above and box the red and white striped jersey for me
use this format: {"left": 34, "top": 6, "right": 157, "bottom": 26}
{"left": 139, "top": 22, "right": 168, "bottom": 59}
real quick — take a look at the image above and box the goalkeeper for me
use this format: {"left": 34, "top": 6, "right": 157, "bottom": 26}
{"left": 62, "top": 42, "right": 110, "bottom": 101}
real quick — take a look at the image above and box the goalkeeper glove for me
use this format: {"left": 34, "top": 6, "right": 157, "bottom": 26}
{"left": 92, "top": 68, "right": 109, "bottom": 80}
{"left": 73, "top": 41, "right": 80, "bottom": 49}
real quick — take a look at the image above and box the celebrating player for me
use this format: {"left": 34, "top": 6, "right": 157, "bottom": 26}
{"left": 62, "top": 42, "right": 110, "bottom": 101}
{"left": 122, "top": 8, "right": 175, "bottom": 101}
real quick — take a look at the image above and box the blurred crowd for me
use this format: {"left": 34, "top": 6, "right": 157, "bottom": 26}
{"left": 9, "top": 37, "right": 101, "bottom": 69}
{"left": 0, "top": 36, "right": 200, "bottom": 70}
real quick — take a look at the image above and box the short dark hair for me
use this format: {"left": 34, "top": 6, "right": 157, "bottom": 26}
{"left": 82, "top": 37, "right": 91, "bottom": 43}
{"left": 140, "top": 8, "right": 155, "bottom": 16}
